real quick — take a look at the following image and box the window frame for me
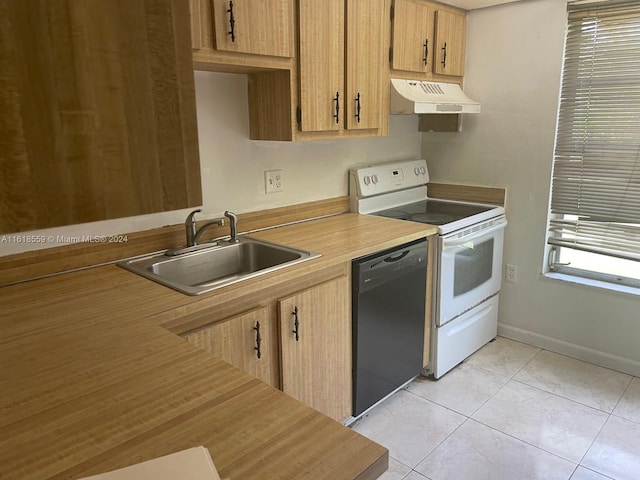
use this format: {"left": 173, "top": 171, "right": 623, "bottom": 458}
{"left": 545, "top": 0, "right": 640, "bottom": 289}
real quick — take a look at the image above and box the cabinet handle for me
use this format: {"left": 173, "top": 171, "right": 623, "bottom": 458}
{"left": 423, "top": 39, "right": 429, "bottom": 66}
{"left": 441, "top": 42, "right": 447, "bottom": 68}
{"left": 355, "top": 92, "right": 361, "bottom": 123}
{"left": 333, "top": 92, "right": 340, "bottom": 124}
{"left": 227, "top": 1, "right": 236, "bottom": 42}
{"left": 254, "top": 321, "right": 262, "bottom": 359}
{"left": 292, "top": 306, "right": 299, "bottom": 341}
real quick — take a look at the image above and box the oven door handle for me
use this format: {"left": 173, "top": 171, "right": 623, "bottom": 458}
{"left": 442, "top": 220, "right": 508, "bottom": 248}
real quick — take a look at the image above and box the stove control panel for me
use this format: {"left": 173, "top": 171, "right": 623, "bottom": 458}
{"left": 350, "top": 159, "right": 429, "bottom": 198}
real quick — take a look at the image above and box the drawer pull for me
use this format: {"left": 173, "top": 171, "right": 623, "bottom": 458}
{"left": 254, "top": 321, "right": 262, "bottom": 359}
{"left": 292, "top": 306, "right": 300, "bottom": 341}
{"left": 423, "top": 39, "right": 429, "bottom": 65}
{"left": 441, "top": 42, "right": 447, "bottom": 68}
{"left": 227, "top": 1, "right": 236, "bottom": 42}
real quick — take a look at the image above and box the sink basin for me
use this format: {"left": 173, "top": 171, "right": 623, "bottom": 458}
{"left": 118, "top": 236, "right": 321, "bottom": 295}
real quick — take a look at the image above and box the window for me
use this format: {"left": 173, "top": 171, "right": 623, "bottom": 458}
{"left": 546, "top": 0, "right": 640, "bottom": 288}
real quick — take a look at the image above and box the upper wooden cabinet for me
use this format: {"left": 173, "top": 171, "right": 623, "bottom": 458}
{"left": 258, "top": 0, "right": 388, "bottom": 140}
{"left": 246, "top": 0, "right": 389, "bottom": 141}
{"left": 345, "top": 0, "right": 386, "bottom": 131}
{"left": 391, "top": 0, "right": 434, "bottom": 74}
{"left": 195, "top": 0, "right": 389, "bottom": 141}
{"left": 297, "top": 0, "right": 344, "bottom": 132}
{"left": 433, "top": 10, "right": 466, "bottom": 77}
{"left": 294, "top": 0, "right": 387, "bottom": 137}
{"left": 0, "top": 0, "right": 201, "bottom": 234}
{"left": 189, "top": 0, "right": 294, "bottom": 70}
{"left": 211, "top": 0, "right": 294, "bottom": 57}
{"left": 391, "top": 0, "right": 466, "bottom": 80}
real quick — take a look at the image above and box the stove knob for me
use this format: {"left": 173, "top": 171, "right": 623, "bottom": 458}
{"left": 363, "top": 175, "right": 371, "bottom": 186}
{"left": 420, "top": 166, "right": 427, "bottom": 175}
{"left": 414, "top": 167, "right": 421, "bottom": 176}
{"left": 371, "top": 175, "right": 379, "bottom": 184}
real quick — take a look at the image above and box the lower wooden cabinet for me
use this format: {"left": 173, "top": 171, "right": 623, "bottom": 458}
{"left": 178, "top": 266, "right": 353, "bottom": 422}
{"left": 183, "top": 306, "right": 279, "bottom": 387}
{"left": 278, "top": 276, "right": 351, "bottom": 422}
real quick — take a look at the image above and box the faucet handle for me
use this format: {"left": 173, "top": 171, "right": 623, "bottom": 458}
{"left": 224, "top": 211, "right": 239, "bottom": 243}
{"left": 186, "top": 209, "right": 202, "bottom": 224}
{"left": 185, "top": 209, "right": 203, "bottom": 247}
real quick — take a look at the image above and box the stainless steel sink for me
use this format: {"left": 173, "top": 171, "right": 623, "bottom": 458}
{"left": 118, "top": 236, "right": 321, "bottom": 295}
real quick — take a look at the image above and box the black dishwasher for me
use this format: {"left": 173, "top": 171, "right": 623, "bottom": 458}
{"left": 352, "top": 238, "right": 427, "bottom": 417}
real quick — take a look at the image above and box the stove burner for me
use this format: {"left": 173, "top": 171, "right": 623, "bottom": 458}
{"left": 410, "top": 213, "right": 454, "bottom": 225}
{"left": 379, "top": 210, "right": 410, "bottom": 220}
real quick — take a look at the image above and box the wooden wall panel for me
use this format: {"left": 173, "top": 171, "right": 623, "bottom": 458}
{"left": 427, "top": 183, "right": 506, "bottom": 206}
{"left": 0, "top": 0, "right": 201, "bottom": 234}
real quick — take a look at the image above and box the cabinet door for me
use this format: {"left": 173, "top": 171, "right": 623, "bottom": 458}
{"left": 184, "top": 306, "right": 278, "bottom": 387}
{"left": 189, "top": 0, "right": 204, "bottom": 49}
{"left": 391, "top": 0, "right": 433, "bottom": 74}
{"left": 298, "top": 0, "right": 344, "bottom": 132}
{"left": 278, "top": 276, "right": 351, "bottom": 422}
{"left": 211, "top": 0, "right": 293, "bottom": 57}
{"left": 433, "top": 10, "right": 466, "bottom": 77}
{"left": 345, "top": 0, "right": 385, "bottom": 130}
{"left": 0, "top": 0, "right": 201, "bottom": 234}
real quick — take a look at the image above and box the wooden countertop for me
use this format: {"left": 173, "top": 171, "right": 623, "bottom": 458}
{"left": 0, "top": 214, "right": 436, "bottom": 480}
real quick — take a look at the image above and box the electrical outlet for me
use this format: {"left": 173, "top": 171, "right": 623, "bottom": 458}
{"left": 264, "top": 169, "right": 283, "bottom": 194}
{"left": 505, "top": 264, "right": 517, "bottom": 283}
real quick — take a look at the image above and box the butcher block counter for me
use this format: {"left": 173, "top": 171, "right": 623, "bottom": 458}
{"left": 0, "top": 214, "right": 437, "bottom": 480}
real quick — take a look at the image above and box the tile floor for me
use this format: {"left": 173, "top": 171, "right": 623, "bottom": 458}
{"left": 351, "top": 336, "right": 640, "bottom": 480}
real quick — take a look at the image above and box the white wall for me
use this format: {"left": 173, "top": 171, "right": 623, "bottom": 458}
{"left": 1, "top": 71, "right": 422, "bottom": 256}
{"left": 423, "top": 0, "right": 640, "bottom": 375}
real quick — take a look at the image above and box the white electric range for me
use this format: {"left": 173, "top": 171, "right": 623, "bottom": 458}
{"left": 350, "top": 159, "right": 507, "bottom": 378}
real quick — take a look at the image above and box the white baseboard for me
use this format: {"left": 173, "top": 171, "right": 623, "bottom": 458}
{"left": 498, "top": 323, "right": 640, "bottom": 377}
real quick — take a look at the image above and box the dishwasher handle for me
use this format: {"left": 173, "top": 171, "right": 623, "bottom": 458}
{"left": 383, "top": 250, "right": 410, "bottom": 263}
{"left": 354, "top": 239, "right": 428, "bottom": 293}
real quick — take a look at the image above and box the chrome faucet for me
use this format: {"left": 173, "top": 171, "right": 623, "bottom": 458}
{"left": 224, "top": 211, "right": 239, "bottom": 243}
{"left": 185, "top": 209, "right": 225, "bottom": 247}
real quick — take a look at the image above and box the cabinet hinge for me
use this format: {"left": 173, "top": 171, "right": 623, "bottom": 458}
{"left": 389, "top": 47, "right": 393, "bottom": 63}
{"left": 296, "top": 106, "right": 301, "bottom": 124}
{"left": 390, "top": 4, "right": 394, "bottom": 21}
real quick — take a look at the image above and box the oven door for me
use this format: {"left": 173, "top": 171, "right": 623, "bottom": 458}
{"left": 436, "top": 216, "right": 507, "bottom": 326}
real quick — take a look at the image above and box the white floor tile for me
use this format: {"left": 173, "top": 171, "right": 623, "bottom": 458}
{"left": 570, "top": 466, "right": 613, "bottom": 480}
{"left": 582, "top": 415, "right": 640, "bottom": 480}
{"left": 463, "top": 337, "right": 540, "bottom": 378}
{"left": 403, "top": 472, "right": 431, "bottom": 480}
{"left": 415, "top": 419, "right": 576, "bottom": 480}
{"left": 406, "top": 363, "right": 509, "bottom": 416}
{"left": 472, "top": 381, "right": 608, "bottom": 463}
{"left": 514, "top": 350, "right": 632, "bottom": 412}
{"left": 351, "top": 390, "right": 465, "bottom": 468}
{"left": 378, "top": 458, "right": 412, "bottom": 480}
{"left": 613, "top": 377, "right": 640, "bottom": 423}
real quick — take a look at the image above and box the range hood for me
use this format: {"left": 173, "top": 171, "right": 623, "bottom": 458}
{"left": 390, "top": 78, "right": 481, "bottom": 114}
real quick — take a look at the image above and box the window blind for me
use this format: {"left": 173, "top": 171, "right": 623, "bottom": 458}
{"left": 548, "top": 0, "right": 640, "bottom": 262}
